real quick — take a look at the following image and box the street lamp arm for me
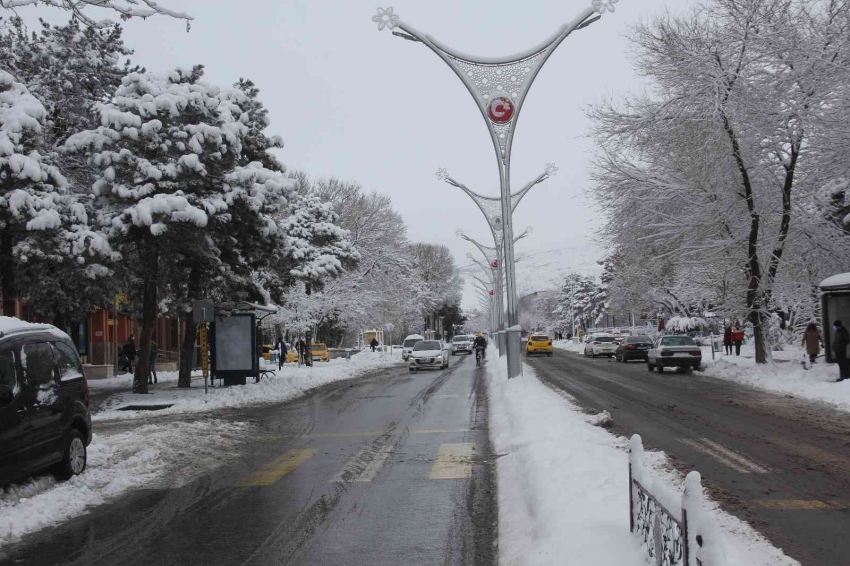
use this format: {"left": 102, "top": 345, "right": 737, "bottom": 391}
{"left": 511, "top": 164, "right": 557, "bottom": 214}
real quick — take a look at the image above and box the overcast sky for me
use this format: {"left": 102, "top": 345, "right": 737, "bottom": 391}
{"left": 21, "top": 0, "right": 697, "bottom": 311}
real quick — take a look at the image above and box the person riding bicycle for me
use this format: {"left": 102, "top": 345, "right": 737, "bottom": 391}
{"left": 473, "top": 333, "right": 487, "bottom": 364}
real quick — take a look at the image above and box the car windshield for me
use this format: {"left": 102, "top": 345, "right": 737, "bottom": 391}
{"left": 531, "top": 336, "right": 548, "bottom": 342}
{"left": 413, "top": 341, "right": 440, "bottom": 351}
{"left": 403, "top": 339, "right": 422, "bottom": 348}
{"left": 661, "top": 336, "right": 697, "bottom": 346}
{"left": 452, "top": 336, "right": 468, "bottom": 342}
{"left": 626, "top": 336, "right": 652, "bottom": 343}
{"left": 594, "top": 336, "right": 615, "bottom": 343}
{"left": 313, "top": 345, "right": 327, "bottom": 350}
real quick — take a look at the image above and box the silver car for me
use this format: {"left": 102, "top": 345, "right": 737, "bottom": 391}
{"left": 409, "top": 340, "right": 450, "bottom": 371}
{"left": 647, "top": 335, "right": 702, "bottom": 373}
{"left": 451, "top": 335, "right": 473, "bottom": 355}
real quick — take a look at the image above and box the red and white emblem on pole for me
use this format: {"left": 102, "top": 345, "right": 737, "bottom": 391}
{"left": 487, "top": 97, "right": 514, "bottom": 123}
{"left": 489, "top": 290, "right": 495, "bottom": 296}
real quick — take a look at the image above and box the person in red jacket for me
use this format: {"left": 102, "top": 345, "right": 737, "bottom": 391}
{"left": 732, "top": 325, "right": 745, "bottom": 356}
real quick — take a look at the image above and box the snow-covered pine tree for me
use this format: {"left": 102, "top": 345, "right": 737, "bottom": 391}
{"left": 0, "top": 17, "right": 136, "bottom": 335}
{"left": 0, "top": 70, "right": 112, "bottom": 325}
{"left": 66, "top": 66, "right": 293, "bottom": 392}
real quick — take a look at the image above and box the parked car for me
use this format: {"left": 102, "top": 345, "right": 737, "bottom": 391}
{"left": 451, "top": 334, "right": 473, "bottom": 355}
{"left": 408, "top": 340, "right": 450, "bottom": 371}
{"left": 311, "top": 343, "right": 330, "bottom": 362}
{"left": 401, "top": 334, "right": 424, "bottom": 361}
{"left": 285, "top": 344, "right": 299, "bottom": 363}
{"left": 262, "top": 344, "right": 274, "bottom": 361}
{"left": 615, "top": 335, "right": 654, "bottom": 363}
{"left": 647, "top": 335, "right": 702, "bottom": 373}
{"left": 0, "top": 318, "right": 92, "bottom": 487}
{"left": 526, "top": 333, "right": 553, "bottom": 356}
{"left": 584, "top": 333, "right": 617, "bottom": 358}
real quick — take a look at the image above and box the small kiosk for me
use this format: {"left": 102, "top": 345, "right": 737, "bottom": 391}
{"left": 820, "top": 273, "right": 850, "bottom": 363}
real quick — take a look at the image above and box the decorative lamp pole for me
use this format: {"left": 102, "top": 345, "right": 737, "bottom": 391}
{"left": 373, "top": 0, "right": 617, "bottom": 377}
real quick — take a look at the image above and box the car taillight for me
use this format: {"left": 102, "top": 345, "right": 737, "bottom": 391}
{"left": 690, "top": 351, "right": 701, "bottom": 356}
{"left": 547, "top": 340, "right": 552, "bottom": 345}
{"left": 626, "top": 344, "right": 636, "bottom": 350}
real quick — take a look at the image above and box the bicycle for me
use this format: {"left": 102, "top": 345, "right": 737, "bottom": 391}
{"left": 475, "top": 347, "right": 485, "bottom": 367}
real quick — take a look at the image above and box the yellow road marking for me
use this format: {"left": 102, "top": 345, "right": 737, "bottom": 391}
{"left": 273, "top": 429, "right": 469, "bottom": 439}
{"left": 756, "top": 500, "right": 848, "bottom": 510}
{"left": 238, "top": 449, "right": 316, "bottom": 486}
{"left": 429, "top": 443, "right": 475, "bottom": 480}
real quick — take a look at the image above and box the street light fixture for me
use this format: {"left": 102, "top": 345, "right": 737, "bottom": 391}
{"left": 373, "top": 0, "right": 618, "bottom": 377}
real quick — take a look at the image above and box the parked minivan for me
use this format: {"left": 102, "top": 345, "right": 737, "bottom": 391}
{"left": 0, "top": 317, "right": 92, "bottom": 486}
{"left": 401, "top": 334, "right": 424, "bottom": 362}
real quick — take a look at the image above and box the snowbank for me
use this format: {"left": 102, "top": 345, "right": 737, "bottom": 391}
{"left": 486, "top": 350, "right": 798, "bottom": 566}
{"left": 552, "top": 338, "right": 584, "bottom": 354}
{"left": 0, "top": 419, "right": 251, "bottom": 550}
{"left": 93, "top": 350, "right": 403, "bottom": 421}
{"left": 702, "top": 345, "right": 850, "bottom": 413}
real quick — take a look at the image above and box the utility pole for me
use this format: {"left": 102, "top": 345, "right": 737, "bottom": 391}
{"left": 373, "top": 0, "right": 618, "bottom": 376}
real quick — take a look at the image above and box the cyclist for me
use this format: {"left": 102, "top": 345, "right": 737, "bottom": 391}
{"left": 473, "top": 333, "right": 487, "bottom": 366}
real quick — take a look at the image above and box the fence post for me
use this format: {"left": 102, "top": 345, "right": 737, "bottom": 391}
{"left": 682, "top": 507, "right": 690, "bottom": 566}
{"left": 629, "top": 462, "right": 634, "bottom": 533}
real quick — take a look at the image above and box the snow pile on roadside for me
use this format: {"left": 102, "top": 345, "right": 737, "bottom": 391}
{"left": 702, "top": 345, "right": 850, "bottom": 412}
{"left": 487, "top": 351, "right": 798, "bottom": 566}
{"left": 0, "top": 419, "right": 251, "bottom": 549}
{"left": 552, "top": 339, "right": 584, "bottom": 354}
{"left": 94, "top": 351, "right": 402, "bottom": 421}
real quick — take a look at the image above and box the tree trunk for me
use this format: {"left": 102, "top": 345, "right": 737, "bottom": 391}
{"left": 305, "top": 283, "right": 313, "bottom": 366}
{"left": 178, "top": 311, "right": 197, "bottom": 388}
{"left": 748, "top": 308, "right": 768, "bottom": 365}
{"left": 69, "top": 322, "right": 81, "bottom": 353}
{"left": 133, "top": 247, "right": 158, "bottom": 394}
{"left": 177, "top": 263, "right": 202, "bottom": 388}
{"left": 1, "top": 233, "right": 16, "bottom": 317}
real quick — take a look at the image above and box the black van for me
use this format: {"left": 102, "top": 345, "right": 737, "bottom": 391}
{"left": 0, "top": 320, "right": 92, "bottom": 486}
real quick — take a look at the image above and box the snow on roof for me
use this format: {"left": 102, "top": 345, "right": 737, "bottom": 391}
{"left": 0, "top": 316, "right": 67, "bottom": 340}
{"left": 820, "top": 273, "right": 850, "bottom": 289}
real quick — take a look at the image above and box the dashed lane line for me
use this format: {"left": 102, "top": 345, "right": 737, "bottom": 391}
{"left": 238, "top": 449, "right": 316, "bottom": 487}
{"left": 679, "top": 438, "right": 771, "bottom": 474}
{"left": 429, "top": 443, "right": 475, "bottom": 480}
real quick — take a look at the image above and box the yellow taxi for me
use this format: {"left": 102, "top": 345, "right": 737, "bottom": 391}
{"left": 286, "top": 344, "right": 299, "bottom": 363}
{"left": 526, "top": 333, "right": 553, "bottom": 356}
{"left": 311, "top": 342, "right": 331, "bottom": 362}
{"left": 262, "top": 344, "right": 274, "bottom": 361}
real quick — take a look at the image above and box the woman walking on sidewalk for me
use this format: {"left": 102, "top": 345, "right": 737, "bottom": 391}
{"left": 723, "top": 326, "right": 733, "bottom": 355}
{"left": 801, "top": 322, "right": 823, "bottom": 365}
{"left": 732, "top": 325, "right": 745, "bottom": 356}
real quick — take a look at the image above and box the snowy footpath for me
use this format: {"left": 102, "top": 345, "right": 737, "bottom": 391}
{"left": 91, "top": 350, "right": 403, "bottom": 421}
{"left": 554, "top": 340, "right": 850, "bottom": 413}
{"left": 486, "top": 348, "right": 798, "bottom": 566}
{"left": 0, "top": 351, "right": 403, "bottom": 551}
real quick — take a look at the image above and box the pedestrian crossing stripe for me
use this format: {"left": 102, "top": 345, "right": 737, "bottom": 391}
{"left": 429, "top": 443, "right": 475, "bottom": 480}
{"left": 238, "top": 449, "right": 316, "bottom": 486}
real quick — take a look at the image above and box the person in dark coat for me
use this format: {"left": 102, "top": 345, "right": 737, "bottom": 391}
{"left": 370, "top": 337, "right": 379, "bottom": 352}
{"left": 801, "top": 322, "right": 823, "bottom": 364}
{"left": 122, "top": 335, "right": 136, "bottom": 372}
{"left": 298, "top": 339, "right": 307, "bottom": 364}
{"left": 723, "top": 326, "right": 733, "bottom": 355}
{"left": 832, "top": 320, "right": 850, "bottom": 382}
{"left": 148, "top": 340, "right": 158, "bottom": 384}
{"left": 276, "top": 338, "right": 287, "bottom": 370}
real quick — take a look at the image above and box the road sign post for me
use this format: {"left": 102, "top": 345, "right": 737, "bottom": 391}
{"left": 199, "top": 323, "right": 209, "bottom": 394}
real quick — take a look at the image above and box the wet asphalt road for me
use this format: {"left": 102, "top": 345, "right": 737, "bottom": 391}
{"left": 526, "top": 349, "right": 850, "bottom": 566}
{"left": 2, "top": 354, "right": 496, "bottom": 566}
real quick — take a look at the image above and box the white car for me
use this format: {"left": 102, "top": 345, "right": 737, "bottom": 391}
{"left": 584, "top": 333, "right": 618, "bottom": 358}
{"left": 451, "top": 334, "right": 474, "bottom": 355}
{"left": 647, "top": 335, "right": 702, "bottom": 373}
{"left": 401, "top": 334, "right": 424, "bottom": 361}
{"left": 409, "top": 340, "right": 450, "bottom": 371}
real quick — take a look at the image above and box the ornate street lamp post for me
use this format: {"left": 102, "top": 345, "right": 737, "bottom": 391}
{"left": 373, "top": 0, "right": 620, "bottom": 377}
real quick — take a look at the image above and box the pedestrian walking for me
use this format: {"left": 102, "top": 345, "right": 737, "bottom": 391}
{"left": 298, "top": 338, "right": 307, "bottom": 365}
{"left": 276, "top": 338, "right": 287, "bottom": 370}
{"left": 832, "top": 320, "right": 850, "bottom": 382}
{"left": 148, "top": 340, "right": 158, "bottom": 384}
{"left": 723, "top": 326, "right": 733, "bottom": 355}
{"left": 122, "top": 335, "right": 136, "bottom": 373}
{"left": 732, "top": 325, "right": 744, "bottom": 356}
{"left": 370, "top": 337, "right": 379, "bottom": 352}
{"left": 801, "top": 322, "right": 824, "bottom": 365}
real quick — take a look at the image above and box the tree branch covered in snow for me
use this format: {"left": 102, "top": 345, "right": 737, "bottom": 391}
{"left": 1, "top": 0, "right": 192, "bottom": 30}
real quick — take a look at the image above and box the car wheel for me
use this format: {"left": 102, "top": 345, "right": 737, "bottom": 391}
{"left": 53, "top": 428, "right": 86, "bottom": 480}
{"left": 646, "top": 361, "right": 654, "bottom": 371}
{"left": 656, "top": 363, "right": 664, "bottom": 373}
{"left": 547, "top": 353, "right": 552, "bottom": 357}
